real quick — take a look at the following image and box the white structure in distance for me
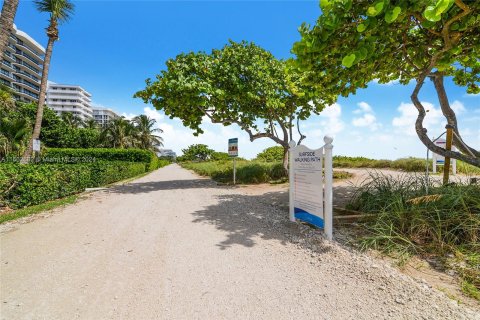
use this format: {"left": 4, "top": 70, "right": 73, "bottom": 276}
{"left": 0, "top": 24, "right": 45, "bottom": 103}
{"left": 46, "top": 83, "right": 93, "bottom": 121}
{"left": 289, "top": 136, "right": 334, "bottom": 240}
{"left": 93, "top": 107, "right": 119, "bottom": 127}
{"left": 157, "top": 149, "right": 177, "bottom": 159}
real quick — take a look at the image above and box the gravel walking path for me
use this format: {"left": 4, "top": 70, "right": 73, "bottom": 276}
{"left": 1, "top": 164, "right": 478, "bottom": 319}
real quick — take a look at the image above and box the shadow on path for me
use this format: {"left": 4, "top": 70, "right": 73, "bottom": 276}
{"left": 108, "top": 178, "right": 220, "bottom": 195}
{"left": 190, "top": 190, "right": 337, "bottom": 253}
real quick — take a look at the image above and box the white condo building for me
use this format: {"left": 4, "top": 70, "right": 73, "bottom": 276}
{"left": 0, "top": 24, "right": 45, "bottom": 103}
{"left": 92, "top": 107, "right": 119, "bottom": 127}
{"left": 46, "top": 84, "right": 93, "bottom": 121}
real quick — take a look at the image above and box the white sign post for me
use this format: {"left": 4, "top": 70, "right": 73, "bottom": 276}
{"left": 228, "top": 138, "right": 238, "bottom": 184}
{"left": 432, "top": 138, "right": 456, "bottom": 175}
{"left": 289, "top": 136, "right": 334, "bottom": 240}
{"left": 33, "top": 139, "right": 41, "bottom": 152}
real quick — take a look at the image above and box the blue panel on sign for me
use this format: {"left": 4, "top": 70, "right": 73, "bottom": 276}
{"left": 294, "top": 208, "right": 324, "bottom": 229}
{"left": 228, "top": 138, "right": 238, "bottom": 143}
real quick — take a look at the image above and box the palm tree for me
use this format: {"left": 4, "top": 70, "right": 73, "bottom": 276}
{"left": 21, "top": 0, "right": 74, "bottom": 163}
{"left": 101, "top": 118, "right": 136, "bottom": 149}
{"left": 0, "top": 0, "right": 19, "bottom": 56}
{"left": 61, "top": 112, "right": 84, "bottom": 128}
{"left": 84, "top": 119, "right": 99, "bottom": 130}
{"left": 132, "top": 115, "right": 164, "bottom": 152}
{"left": 0, "top": 117, "right": 29, "bottom": 157}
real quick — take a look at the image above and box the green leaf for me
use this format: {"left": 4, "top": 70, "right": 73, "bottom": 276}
{"left": 342, "top": 53, "right": 356, "bottom": 68}
{"left": 357, "top": 23, "right": 366, "bottom": 32}
{"left": 320, "top": 0, "right": 332, "bottom": 12}
{"left": 424, "top": 6, "right": 441, "bottom": 22}
{"left": 385, "top": 6, "right": 401, "bottom": 23}
{"left": 434, "top": 0, "right": 454, "bottom": 15}
{"left": 367, "top": 0, "right": 384, "bottom": 17}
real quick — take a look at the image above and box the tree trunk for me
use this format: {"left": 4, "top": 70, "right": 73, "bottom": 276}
{"left": 411, "top": 75, "right": 480, "bottom": 168}
{"left": 20, "top": 35, "right": 56, "bottom": 163}
{"left": 0, "top": 0, "right": 19, "bottom": 58}
{"left": 282, "top": 144, "right": 289, "bottom": 173}
{"left": 431, "top": 74, "right": 480, "bottom": 158}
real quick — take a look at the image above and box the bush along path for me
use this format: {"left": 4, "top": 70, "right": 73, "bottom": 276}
{"left": 0, "top": 148, "right": 169, "bottom": 211}
{"left": 0, "top": 164, "right": 478, "bottom": 319}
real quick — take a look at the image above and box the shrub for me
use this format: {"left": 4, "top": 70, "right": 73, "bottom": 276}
{"left": 0, "top": 161, "right": 146, "bottom": 209}
{"left": 256, "top": 146, "right": 285, "bottom": 162}
{"left": 211, "top": 151, "right": 230, "bottom": 161}
{"left": 41, "top": 148, "right": 167, "bottom": 171}
{"left": 42, "top": 148, "right": 154, "bottom": 163}
{"left": 349, "top": 173, "right": 480, "bottom": 294}
{"left": 181, "top": 160, "right": 350, "bottom": 184}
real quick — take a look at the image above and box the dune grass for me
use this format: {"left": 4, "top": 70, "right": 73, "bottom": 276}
{"left": 181, "top": 160, "right": 352, "bottom": 184}
{"left": 333, "top": 156, "right": 480, "bottom": 175}
{"left": 348, "top": 172, "right": 480, "bottom": 300}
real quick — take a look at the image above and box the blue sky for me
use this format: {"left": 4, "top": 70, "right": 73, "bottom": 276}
{"left": 13, "top": 0, "right": 480, "bottom": 159}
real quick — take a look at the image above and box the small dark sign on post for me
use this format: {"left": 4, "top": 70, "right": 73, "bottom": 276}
{"left": 228, "top": 138, "right": 238, "bottom": 184}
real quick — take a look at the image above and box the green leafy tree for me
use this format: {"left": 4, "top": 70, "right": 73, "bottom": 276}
{"left": 0, "top": 117, "right": 29, "bottom": 158}
{"left": 0, "top": 86, "right": 16, "bottom": 115}
{"left": 135, "top": 41, "right": 331, "bottom": 169}
{"left": 101, "top": 118, "right": 136, "bottom": 149}
{"left": 181, "top": 144, "right": 215, "bottom": 161}
{"left": 22, "top": 0, "right": 75, "bottom": 163}
{"left": 132, "top": 114, "right": 164, "bottom": 152}
{"left": 292, "top": 0, "right": 480, "bottom": 167}
{"left": 256, "top": 146, "right": 285, "bottom": 162}
{"left": 60, "top": 112, "right": 84, "bottom": 128}
{"left": 211, "top": 151, "right": 230, "bottom": 161}
{"left": 84, "top": 119, "right": 99, "bottom": 130}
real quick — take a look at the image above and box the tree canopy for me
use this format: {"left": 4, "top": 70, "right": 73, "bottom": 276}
{"left": 292, "top": 0, "right": 480, "bottom": 167}
{"left": 135, "top": 41, "right": 333, "bottom": 166}
{"left": 180, "top": 144, "right": 215, "bottom": 162}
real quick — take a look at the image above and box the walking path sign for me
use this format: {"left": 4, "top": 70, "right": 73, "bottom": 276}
{"left": 289, "top": 136, "right": 333, "bottom": 240}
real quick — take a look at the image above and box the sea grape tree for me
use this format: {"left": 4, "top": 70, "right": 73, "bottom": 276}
{"left": 292, "top": 0, "right": 480, "bottom": 167}
{"left": 135, "top": 41, "right": 333, "bottom": 168}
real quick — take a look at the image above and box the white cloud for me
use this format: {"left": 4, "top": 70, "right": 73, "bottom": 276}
{"left": 121, "top": 112, "right": 137, "bottom": 120}
{"left": 143, "top": 106, "right": 164, "bottom": 123}
{"left": 353, "top": 114, "right": 377, "bottom": 127}
{"left": 392, "top": 101, "right": 443, "bottom": 136}
{"left": 318, "top": 103, "right": 345, "bottom": 136}
{"left": 352, "top": 102, "right": 380, "bottom": 131}
{"left": 354, "top": 101, "right": 373, "bottom": 114}
{"left": 450, "top": 100, "right": 466, "bottom": 114}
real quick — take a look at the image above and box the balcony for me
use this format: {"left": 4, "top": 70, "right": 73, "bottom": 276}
{"left": 13, "top": 69, "right": 40, "bottom": 83}
{"left": 13, "top": 78, "right": 40, "bottom": 92}
{"left": 15, "top": 42, "right": 44, "bottom": 60}
{"left": 16, "top": 88, "right": 38, "bottom": 100}
{"left": 15, "top": 48, "right": 42, "bottom": 66}
{"left": 0, "top": 69, "right": 14, "bottom": 80}
{"left": 12, "top": 60, "right": 41, "bottom": 75}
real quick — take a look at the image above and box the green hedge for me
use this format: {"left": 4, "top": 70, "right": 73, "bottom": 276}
{"left": 0, "top": 161, "right": 146, "bottom": 209}
{"left": 41, "top": 148, "right": 167, "bottom": 171}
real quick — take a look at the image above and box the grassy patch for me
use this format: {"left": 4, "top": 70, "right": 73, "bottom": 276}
{"left": 333, "top": 155, "right": 480, "bottom": 174}
{"left": 0, "top": 195, "right": 78, "bottom": 224}
{"left": 181, "top": 160, "right": 352, "bottom": 184}
{"left": 348, "top": 173, "right": 480, "bottom": 300}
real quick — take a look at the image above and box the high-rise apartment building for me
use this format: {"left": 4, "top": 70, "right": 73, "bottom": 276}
{"left": 46, "top": 84, "right": 93, "bottom": 121}
{"left": 0, "top": 24, "right": 45, "bottom": 103}
{"left": 92, "top": 107, "right": 119, "bottom": 127}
